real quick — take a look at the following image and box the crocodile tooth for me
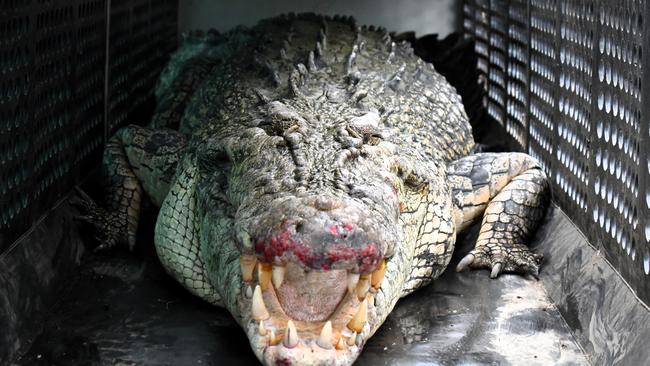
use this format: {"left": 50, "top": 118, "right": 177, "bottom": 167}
{"left": 347, "top": 299, "right": 367, "bottom": 333}
{"left": 316, "top": 321, "right": 333, "bottom": 349}
{"left": 268, "top": 330, "right": 281, "bottom": 346}
{"left": 347, "top": 273, "right": 360, "bottom": 294}
{"left": 355, "top": 332, "right": 364, "bottom": 346}
{"left": 335, "top": 337, "right": 346, "bottom": 350}
{"left": 252, "top": 285, "right": 270, "bottom": 321}
{"left": 272, "top": 265, "right": 286, "bottom": 288}
{"left": 371, "top": 259, "right": 386, "bottom": 289}
{"left": 347, "top": 331, "right": 357, "bottom": 346}
{"left": 283, "top": 320, "right": 299, "bottom": 348}
{"left": 366, "top": 293, "right": 375, "bottom": 309}
{"left": 258, "top": 321, "right": 267, "bottom": 336}
{"left": 356, "top": 275, "right": 370, "bottom": 300}
{"left": 240, "top": 255, "right": 257, "bottom": 282}
{"left": 258, "top": 263, "right": 272, "bottom": 290}
{"left": 245, "top": 285, "right": 253, "bottom": 298}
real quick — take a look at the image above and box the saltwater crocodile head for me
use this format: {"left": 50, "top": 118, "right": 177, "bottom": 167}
{"left": 194, "top": 92, "right": 428, "bottom": 365}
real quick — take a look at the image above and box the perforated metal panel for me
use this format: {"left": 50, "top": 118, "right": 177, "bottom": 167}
{"left": 591, "top": 0, "right": 646, "bottom": 299}
{"left": 108, "top": 0, "right": 133, "bottom": 132}
{"left": 505, "top": 0, "right": 528, "bottom": 148}
{"left": 75, "top": 0, "right": 106, "bottom": 171}
{"left": 528, "top": 0, "right": 557, "bottom": 175}
{"left": 472, "top": 0, "right": 490, "bottom": 97}
{"left": 0, "top": 1, "right": 106, "bottom": 249}
{"left": 466, "top": 0, "right": 527, "bottom": 147}
{"left": 108, "top": 0, "right": 177, "bottom": 134}
{"left": 556, "top": 0, "right": 592, "bottom": 229}
{"left": 464, "top": 0, "right": 650, "bottom": 303}
{"left": 463, "top": 2, "right": 475, "bottom": 37}
{"left": 487, "top": 0, "right": 508, "bottom": 126}
{"left": 0, "top": 2, "right": 34, "bottom": 245}
{"left": 0, "top": 1, "right": 177, "bottom": 251}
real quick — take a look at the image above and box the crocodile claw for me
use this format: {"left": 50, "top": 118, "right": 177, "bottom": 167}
{"left": 455, "top": 242, "right": 541, "bottom": 280}
{"left": 455, "top": 253, "right": 475, "bottom": 272}
{"left": 489, "top": 262, "right": 503, "bottom": 279}
{"left": 70, "top": 186, "right": 131, "bottom": 252}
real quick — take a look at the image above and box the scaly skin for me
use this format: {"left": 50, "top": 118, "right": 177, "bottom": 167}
{"left": 74, "top": 14, "right": 549, "bottom": 366}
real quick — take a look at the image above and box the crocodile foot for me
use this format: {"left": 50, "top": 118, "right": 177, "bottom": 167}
{"left": 455, "top": 242, "right": 542, "bottom": 279}
{"left": 70, "top": 187, "right": 135, "bottom": 251}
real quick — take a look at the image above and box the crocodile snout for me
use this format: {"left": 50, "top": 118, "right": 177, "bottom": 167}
{"left": 254, "top": 217, "right": 383, "bottom": 274}
{"left": 251, "top": 195, "right": 384, "bottom": 274}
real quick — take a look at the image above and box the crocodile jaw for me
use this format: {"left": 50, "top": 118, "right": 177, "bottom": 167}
{"left": 235, "top": 258, "right": 397, "bottom": 366}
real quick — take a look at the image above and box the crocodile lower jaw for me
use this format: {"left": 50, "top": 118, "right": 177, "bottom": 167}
{"left": 239, "top": 255, "right": 386, "bottom": 359}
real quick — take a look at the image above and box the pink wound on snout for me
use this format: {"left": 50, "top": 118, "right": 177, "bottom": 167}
{"left": 329, "top": 223, "right": 354, "bottom": 236}
{"left": 255, "top": 228, "right": 382, "bottom": 273}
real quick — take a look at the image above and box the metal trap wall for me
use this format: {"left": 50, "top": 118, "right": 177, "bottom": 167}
{"left": 464, "top": 0, "right": 650, "bottom": 304}
{"left": 0, "top": 0, "right": 177, "bottom": 252}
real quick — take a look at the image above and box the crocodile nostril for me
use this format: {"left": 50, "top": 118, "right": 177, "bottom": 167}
{"left": 313, "top": 196, "right": 344, "bottom": 211}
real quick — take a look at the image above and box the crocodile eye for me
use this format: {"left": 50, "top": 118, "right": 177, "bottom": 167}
{"left": 347, "top": 111, "right": 383, "bottom": 145}
{"left": 365, "top": 133, "right": 382, "bottom": 146}
{"left": 269, "top": 119, "right": 300, "bottom": 135}
{"left": 197, "top": 137, "right": 229, "bottom": 173}
{"left": 264, "top": 101, "right": 305, "bottom": 135}
{"left": 346, "top": 125, "right": 382, "bottom": 146}
{"left": 393, "top": 157, "right": 427, "bottom": 189}
{"left": 403, "top": 171, "right": 426, "bottom": 188}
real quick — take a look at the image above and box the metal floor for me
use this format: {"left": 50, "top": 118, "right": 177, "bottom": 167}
{"left": 15, "top": 218, "right": 590, "bottom": 366}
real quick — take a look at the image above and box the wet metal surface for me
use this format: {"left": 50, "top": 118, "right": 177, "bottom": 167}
{"left": 534, "top": 205, "right": 650, "bottom": 366}
{"left": 0, "top": 199, "right": 86, "bottom": 365}
{"left": 14, "top": 214, "right": 589, "bottom": 366}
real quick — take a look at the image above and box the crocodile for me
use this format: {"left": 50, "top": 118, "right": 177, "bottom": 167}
{"left": 75, "top": 13, "right": 549, "bottom": 366}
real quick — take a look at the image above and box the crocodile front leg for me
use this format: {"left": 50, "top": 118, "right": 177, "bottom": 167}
{"left": 448, "top": 153, "right": 550, "bottom": 278}
{"left": 74, "top": 125, "right": 186, "bottom": 251}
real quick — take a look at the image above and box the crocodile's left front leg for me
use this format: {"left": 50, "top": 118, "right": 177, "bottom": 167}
{"left": 448, "top": 153, "right": 550, "bottom": 278}
{"left": 74, "top": 125, "right": 186, "bottom": 250}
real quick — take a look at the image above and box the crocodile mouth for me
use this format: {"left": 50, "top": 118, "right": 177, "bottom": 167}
{"left": 239, "top": 255, "right": 387, "bottom": 357}
{"left": 274, "top": 263, "right": 349, "bottom": 322}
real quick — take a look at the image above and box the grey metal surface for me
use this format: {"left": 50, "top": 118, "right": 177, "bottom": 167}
{"left": 0, "top": 198, "right": 86, "bottom": 365}
{"left": 13, "top": 209, "right": 588, "bottom": 366}
{"left": 535, "top": 204, "right": 650, "bottom": 366}
{"left": 178, "top": 0, "right": 461, "bottom": 39}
